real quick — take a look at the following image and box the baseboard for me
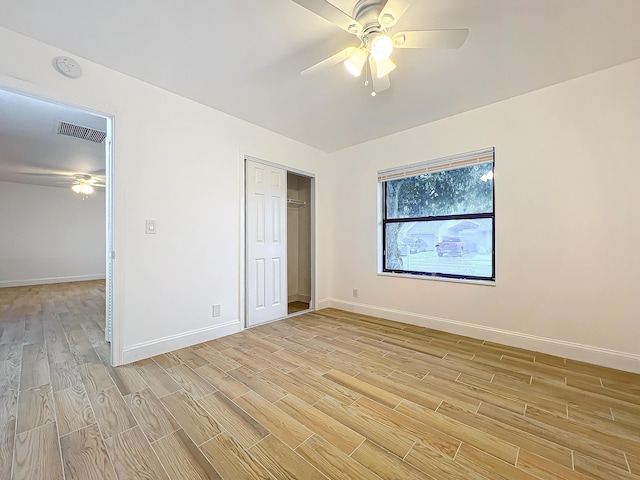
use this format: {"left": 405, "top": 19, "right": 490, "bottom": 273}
{"left": 288, "top": 294, "right": 311, "bottom": 303}
{"left": 122, "top": 320, "right": 242, "bottom": 364}
{"left": 322, "top": 298, "right": 640, "bottom": 374}
{"left": 317, "top": 298, "right": 332, "bottom": 310}
{"left": 0, "top": 274, "right": 106, "bottom": 288}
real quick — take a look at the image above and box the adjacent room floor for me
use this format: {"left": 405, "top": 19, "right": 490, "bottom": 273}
{"left": 1, "top": 281, "right": 640, "bottom": 479}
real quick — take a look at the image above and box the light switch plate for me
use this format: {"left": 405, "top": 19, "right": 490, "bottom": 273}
{"left": 145, "top": 219, "right": 157, "bottom": 234}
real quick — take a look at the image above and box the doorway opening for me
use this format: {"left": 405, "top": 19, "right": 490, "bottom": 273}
{"left": 0, "top": 87, "right": 116, "bottom": 364}
{"left": 245, "top": 158, "right": 314, "bottom": 328}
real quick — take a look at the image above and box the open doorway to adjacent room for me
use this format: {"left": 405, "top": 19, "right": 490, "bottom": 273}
{"left": 0, "top": 87, "right": 115, "bottom": 364}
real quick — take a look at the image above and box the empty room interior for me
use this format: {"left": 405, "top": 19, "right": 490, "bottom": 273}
{"left": 1, "top": 1, "right": 639, "bottom": 479}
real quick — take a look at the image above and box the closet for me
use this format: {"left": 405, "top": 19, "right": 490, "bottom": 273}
{"left": 287, "top": 172, "right": 312, "bottom": 314}
{"left": 245, "top": 158, "right": 314, "bottom": 327}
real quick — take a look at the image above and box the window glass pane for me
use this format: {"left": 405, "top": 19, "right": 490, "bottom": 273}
{"left": 386, "top": 163, "right": 493, "bottom": 219}
{"left": 385, "top": 218, "right": 493, "bottom": 279}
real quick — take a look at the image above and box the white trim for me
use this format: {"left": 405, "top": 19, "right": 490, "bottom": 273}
{"left": 309, "top": 176, "right": 317, "bottom": 312}
{"left": 238, "top": 149, "right": 247, "bottom": 334}
{"left": 0, "top": 84, "right": 115, "bottom": 122}
{"left": 377, "top": 272, "right": 496, "bottom": 286}
{"left": 0, "top": 84, "right": 122, "bottom": 367}
{"left": 122, "top": 320, "right": 242, "bottom": 364}
{"left": 320, "top": 298, "right": 640, "bottom": 374}
{"left": 244, "top": 154, "right": 315, "bottom": 179}
{"left": 317, "top": 297, "right": 332, "bottom": 310}
{"left": 0, "top": 274, "right": 106, "bottom": 288}
{"left": 241, "top": 153, "right": 317, "bottom": 329}
{"left": 107, "top": 116, "right": 122, "bottom": 367}
{"left": 105, "top": 119, "right": 115, "bottom": 347}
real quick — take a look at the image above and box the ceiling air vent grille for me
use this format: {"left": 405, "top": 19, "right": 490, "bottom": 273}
{"left": 57, "top": 121, "right": 107, "bottom": 143}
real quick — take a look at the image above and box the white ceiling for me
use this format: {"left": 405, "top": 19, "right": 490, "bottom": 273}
{"left": 1, "top": 0, "right": 640, "bottom": 153}
{"left": 0, "top": 89, "right": 106, "bottom": 188}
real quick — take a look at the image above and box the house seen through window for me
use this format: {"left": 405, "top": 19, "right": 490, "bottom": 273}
{"left": 379, "top": 148, "right": 495, "bottom": 282}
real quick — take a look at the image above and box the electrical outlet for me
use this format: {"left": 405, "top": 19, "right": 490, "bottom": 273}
{"left": 212, "top": 304, "right": 221, "bottom": 317}
{"left": 352, "top": 288, "right": 359, "bottom": 298}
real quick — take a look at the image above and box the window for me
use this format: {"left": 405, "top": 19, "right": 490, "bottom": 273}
{"left": 379, "top": 148, "right": 495, "bottom": 282}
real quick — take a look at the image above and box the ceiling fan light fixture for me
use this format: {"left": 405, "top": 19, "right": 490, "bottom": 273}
{"left": 381, "top": 13, "right": 394, "bottom": 26}
{"left": 294, "top": 0, "right": 470, "bottom": 96}
{"left": 375, "top": 57, "right": 396, "bottom": 78}
{"left": 71, "top": 182, "right": 94, "bottom": 195}
{"left": 393, "top": 33, "right": 406, "bottom": 47}
{"left": 344, "top": 48, "right": 367, "bottom": 77}
{"left": 370, "top": 34, "right": 393, "bottom": 61}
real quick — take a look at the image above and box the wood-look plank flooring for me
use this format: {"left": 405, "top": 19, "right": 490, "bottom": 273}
{"left": 288, "top": 301, "right": 310, "bottom": 315}
{"left": 2, "top": 281, "right": 640, "bottom": 479}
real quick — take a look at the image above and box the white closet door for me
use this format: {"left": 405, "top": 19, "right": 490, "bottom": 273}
{"left": 246, "top": 160, "right": 287, "bottom": 326}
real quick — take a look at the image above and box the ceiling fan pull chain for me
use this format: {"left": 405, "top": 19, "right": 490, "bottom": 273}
{"left": 364, "top": 56, "right": 370, "bottom": 87}
{"left": 368, "top": 56, "right": 377, "bottom": 97}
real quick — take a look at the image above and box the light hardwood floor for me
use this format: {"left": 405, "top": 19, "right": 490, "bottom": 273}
{"left": 288, "top": 301, "right": 310, "bottom": 315}
{"left": 1, "top": 281, "right": 640, "bottom": 479}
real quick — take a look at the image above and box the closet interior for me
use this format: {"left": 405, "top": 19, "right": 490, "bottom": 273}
{"left": 287, "top": 172, "right": 312, "bottom": 314}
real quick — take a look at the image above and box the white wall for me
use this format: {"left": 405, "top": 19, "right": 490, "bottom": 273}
{"left": 0, "top": 27, "right": 330, "bottom": 364}
{"left": 0, "top": 181, "right": 105, "bottom": 286}
{"left": 3, "top": 26, "right": 638, "bottom": 372}
{"left": 325, "top": 59, "right": 640, "bottom": 372}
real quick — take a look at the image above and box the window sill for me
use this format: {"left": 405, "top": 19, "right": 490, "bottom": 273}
{"left": 377, "top": 271, "right": 496, "bottom": 286}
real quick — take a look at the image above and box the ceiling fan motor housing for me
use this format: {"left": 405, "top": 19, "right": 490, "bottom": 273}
{"left": 353, "top": 0, "right": 386, "bottom": 37}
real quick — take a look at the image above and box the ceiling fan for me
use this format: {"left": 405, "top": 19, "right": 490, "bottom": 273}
{"left": 68, "top": 174, "right": 104, "bottom": 195}
{"left": 19, "top": 167, "right": 105, "bottom": 195}
{"left": 293, "top": 0, "right": 469, "bottom": 95}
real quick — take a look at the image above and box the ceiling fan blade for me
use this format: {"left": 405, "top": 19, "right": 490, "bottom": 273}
{"left": 393, "top": 29, "right": 469, "bottom": 49}
{"left": 291, "top": 0, "right": 362, "bottom": 35}
{"left": 369, "top": 57, "right": 391, "bottom": 93}
{"left": 379, "top": 0, "right": 411, "bottom": 29}
{"left": 21, "top": 172, "right": 70, "bottom": 178}
{"left": 301, "top": 46, "right": 358, "bottom": 75}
